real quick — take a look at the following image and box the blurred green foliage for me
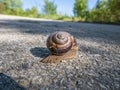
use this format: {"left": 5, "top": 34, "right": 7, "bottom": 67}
{"left": 85, "top": 0, "right": 120, "bottom": 23}
{"left": 0, "top": 0, "right": 119, "bottom": 24}
{"left": 0, "top": 0, "right": 23, "bottom": 15}
{"left": 42, "top": 0, "right": 57, "bottom": 15}
{"left": 73, "top": 0, "right": 88, "bottom": 18}
{"left": 24, "top": 7, "right": 39, "bottom": 17}
{"left": 0, "top": 2, "right": 6, "bottom": 13}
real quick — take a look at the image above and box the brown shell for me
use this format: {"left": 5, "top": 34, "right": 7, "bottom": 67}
{"left": 47, "top": 31, "right": 77, "bottom": 55}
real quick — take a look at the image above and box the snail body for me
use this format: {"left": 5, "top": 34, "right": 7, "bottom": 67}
{"left": 47, "top": 31, "right": 77, "bottom": 55}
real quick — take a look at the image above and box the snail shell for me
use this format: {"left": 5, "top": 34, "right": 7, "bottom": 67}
{"left": 47, "top": 31, "right": 77, "bottom": 55}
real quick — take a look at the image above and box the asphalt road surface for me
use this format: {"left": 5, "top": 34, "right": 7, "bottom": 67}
{"left": 0, "top": 15, "right": 120, "bottom": 90}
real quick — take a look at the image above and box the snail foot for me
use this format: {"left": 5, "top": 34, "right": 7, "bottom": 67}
{"left": 41, "top": 45, "right": 78, "bottom": 63}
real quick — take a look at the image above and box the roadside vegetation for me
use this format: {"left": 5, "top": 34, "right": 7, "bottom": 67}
{"left": 0, "top": 0, "right": 119, "bottom": 24}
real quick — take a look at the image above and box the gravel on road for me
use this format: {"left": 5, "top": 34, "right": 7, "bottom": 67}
{"left": 0, "top": 15, "right": 120, "bottom": 90}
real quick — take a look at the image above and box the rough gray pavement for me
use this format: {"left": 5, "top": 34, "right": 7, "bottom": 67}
{"left": 0, "top": 15, "right": 120, "bottom": 90}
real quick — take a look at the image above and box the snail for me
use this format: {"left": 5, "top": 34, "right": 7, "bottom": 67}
{"left": 41, "top": 31, "right": 78, "bottom": 63}
{"left": 46, "top": 31, "right": 77, "bottom": 56}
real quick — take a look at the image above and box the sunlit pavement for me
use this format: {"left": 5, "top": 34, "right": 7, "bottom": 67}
{"left": 0, "top": 14, "right": 120, "bottom": 90}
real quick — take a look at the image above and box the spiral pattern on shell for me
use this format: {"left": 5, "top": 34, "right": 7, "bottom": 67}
{"left": 47, "top": 31, "right": 76, "bottom": 55}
